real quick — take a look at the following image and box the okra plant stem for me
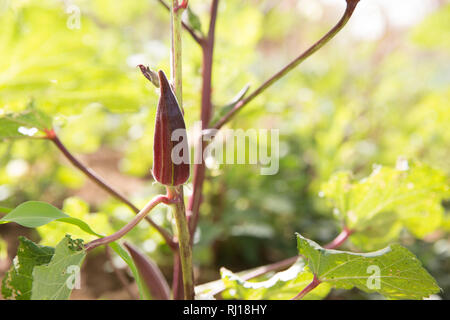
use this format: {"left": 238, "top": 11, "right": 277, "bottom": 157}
{"left": 167, "top": 186, "right": 194, "bottom": 299}
{"left": 169, "top": 0, "right": 195, "bottom": 300}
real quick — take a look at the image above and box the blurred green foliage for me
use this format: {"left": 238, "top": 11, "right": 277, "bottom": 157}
{"left": 0, "top": 0, "right": 449, "bottom": 299}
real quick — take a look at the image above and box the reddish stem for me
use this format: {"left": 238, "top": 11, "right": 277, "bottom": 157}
{"left": 85, "top": 194, "right": 170, "bottom": 251}
{"left": 291, "top": 274, "right": 321, "bottom": 300}
{"left": 324, "top": 226, "right": 353, "bottom": 249}
{"left": 174, "top": 0, "right": 188, "bottom": 12}
{"left": 188, "top": 0, "right": 220, "bottom": 237}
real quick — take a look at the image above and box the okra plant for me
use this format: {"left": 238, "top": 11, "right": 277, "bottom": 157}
{"left": 0, "top": 0, "right": 448, "bottom": 301}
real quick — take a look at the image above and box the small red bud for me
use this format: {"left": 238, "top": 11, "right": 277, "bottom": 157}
{"left": 152, "top": 70, "right": 190, "bottom": 186}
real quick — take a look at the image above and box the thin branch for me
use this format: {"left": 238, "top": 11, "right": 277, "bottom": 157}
{"left": 201, "top": 0, "right": 220, "bottom": 126}
{"left": 156, "top": 0, "right": 204, "bottom": 45}
{"left": 188, "top": 0, "right": 220, "bottom": 238}
{"left": 198, "top": 256, "right": 298, "bottom": 298}
{"left": 85, "top": 195, "right": 170, "bottom": 251}
{"left": 212, "top": 0, "right": 360, "bottom": 129}
{"left": 241, "top": 256, "right": 298, "bottom": 282}
{"left": 44, "top": 129, "right": 176, "bottom": 250}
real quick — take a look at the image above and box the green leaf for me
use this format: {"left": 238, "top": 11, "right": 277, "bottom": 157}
{"left": 31, "top": 235, "right": 86, "bottom": 300}
{"left": 320, "top": 162, "right": 449, "bottom": 249}
{"left": 1, "top": 237, "right": 54, "bottom": 300}
{"left": 124, "top": 242, "right": 170, "bottom": 300}
{"left": 56, "top": 217, "right": 103, "bottom": 237}
{"left": 297, "top": 234, "right": 440, "bottom": 300}
{"left": 0, "top": 201, "right": 69, "bottom": 227}
{"left": 0, "top": 206, "right": 12, "bottom": 214}
{"left": 211, "top": 84, "right": 251, "bottom": 125}
{"left": 0, "top": 103, "right": 52, "bottom": 140}
{"left": 108, "top": 242, "right": 150, "bottom": 300}
{"left": 186, "top": 7, "right": 203, "bottom": 35}
{"left": 2, "top": 201, "right": 147, "bottom": 299}
{"left": 0, "top": 201, "right": 102, "bottom": 237}
{"left": 221, "top": 258, "right": 331, "bottom": 300}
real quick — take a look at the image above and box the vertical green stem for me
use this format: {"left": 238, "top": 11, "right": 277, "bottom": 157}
{"left": 167, "top": 186, "right": 194, "bottom": 299}
{"left": 171, "top": 0, "right": 183, "bottom": 105}
{"left": 169, "top": 0, "right": 194, "bottom": 300}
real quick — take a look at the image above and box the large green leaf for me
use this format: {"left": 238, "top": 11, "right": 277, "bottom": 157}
{"left": 297, "top": 234, "right": 440, "bottom": 300}
{"left": 1, "top": 237, "right": 55, "bottom": 300}
{"left": 320, "top": 162, "right": 449, "bottom": 249}
{"left": 0, "top": 201, "right": 102, "bottom": 237}
{"left": 220, "top": 258, "right": 331, "bottom": 300}
{"left": 1, "top": 201, "right": 149, "bottom": 299}
{"left": 31, "top": 235, "right": 86, "bottom": 300}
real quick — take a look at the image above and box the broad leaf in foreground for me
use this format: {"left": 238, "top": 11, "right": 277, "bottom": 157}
{"left": 36, "top": 197, "right": 112, "bottom": 246}
{"left": 320, "top": 162, "right": 449, "bottom": 249}
{"left": 297, "top": 234, "right": 440, "bottom": 300}
{"left": 221, "top": 258, "right": 331, "bottom": 300}
{"left": 0, "top": 201, "right": 102, "bottom": 237}
{"left": 31, "top": 235, "right": 86, "bottom": 300}
{"left": 0, "top": 201, "right": 149, "bottom": 299}
{"left": 1, "top": 237, "right": 54, "bottom": 300}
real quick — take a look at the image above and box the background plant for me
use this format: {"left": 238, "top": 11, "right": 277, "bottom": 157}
{"left": 0, "top": 0, "right": 449, "bottom": 300}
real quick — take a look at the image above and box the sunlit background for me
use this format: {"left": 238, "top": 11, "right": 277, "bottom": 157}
{"left": 0, "top": 0, "right": 449, "bottom": 299}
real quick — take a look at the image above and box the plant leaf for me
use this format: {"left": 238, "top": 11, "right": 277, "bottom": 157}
{"left": 0, "top": 201, "right": 69, "bottom": 227}
{"left": 296, "top": 234, "right": 440, "bottom": 300}
{"left": 1, "top": 237, "right": 54, "bottom": 300}
{"left": 211, "top": 84, "right": 250, "bottom": 125}
{"left": 108, "top": 242, "right": 150, "bottom": 300}
{"left": 186, "top": 7, "right": 203, "bottom": 34}
{"left": 220, "top": 258, "right": 331, "bottom": 300}
{"left": 31, "top": 235, "right": 86, "bottom": 300}
{"left": 0, "top": 201, "right": 102, "bottom": 237}
{"left": 320, "top": 162, "right": 449, "bottom": 249}
{"left": 0, "top": 206, "right": 12, "bottom": 214}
